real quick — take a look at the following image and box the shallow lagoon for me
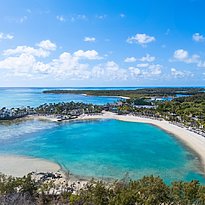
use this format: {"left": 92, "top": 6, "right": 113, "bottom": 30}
{"left": 0, "top": 119, "right": 205, "bottom": 184}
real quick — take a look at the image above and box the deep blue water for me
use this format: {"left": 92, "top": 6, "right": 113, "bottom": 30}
{"left": 0, "top": 119, "right": 204, "bottom": 184}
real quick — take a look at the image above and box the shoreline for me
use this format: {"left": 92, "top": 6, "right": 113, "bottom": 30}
{"left": 81, "top": 93, "right": 130, "bottom": 99}
{"left": 0, "top": 111, "right": 205, "bottom": 179}
{"left": 0, "top": 155, "right": 62, "bottom": 177}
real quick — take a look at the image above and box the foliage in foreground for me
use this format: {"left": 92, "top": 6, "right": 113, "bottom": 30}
{"left": 0, "top": 174, "right": 205, "bottom": 205}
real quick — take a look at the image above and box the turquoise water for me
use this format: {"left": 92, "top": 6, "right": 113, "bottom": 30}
{"left": 0, "top": 119, "right": 204, "bottom": 184}
{"left": 0, "top": 87, "right": 121, "bottom": 108}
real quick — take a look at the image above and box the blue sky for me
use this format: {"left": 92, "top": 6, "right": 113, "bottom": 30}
{"left": 0, "top": 0, "right": 205, "bottom": 87}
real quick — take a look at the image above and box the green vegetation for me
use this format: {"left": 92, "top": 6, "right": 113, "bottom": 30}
{"left": 43, "top": 87, "right": 204, "bottom": 98}
{"left": 156, "top": 93, "right": 205, "bottom": 127}
{"left": 1, "top": 173, "right": 205, "bottom": 204}
{"left": 109, "top": 93, "right": 205, "bottom": 132}
{"left": 0, "top": 102, "right": 103, "bottom": 121}
{"left": 35, "top": 102, "right": 103, "bottom": 116}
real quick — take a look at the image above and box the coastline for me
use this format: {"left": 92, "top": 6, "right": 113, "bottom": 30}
{"left": 1, "top": 111, "right": 205, "bottom": 179}
{"left": 81, "top": 93, "right": 130, "bottom": 99}
{"left": 0, "top": 155, "right": 61, "bottom": 177}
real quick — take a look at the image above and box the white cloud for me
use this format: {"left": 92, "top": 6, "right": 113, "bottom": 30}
{"left": 92, "top": 61, "right": 128, "bottom": 80}
{"left": 128, "top": 67, "right": 141, "bottom": 77}
{"left": 0, "top": 40, "right": 164, "bottom": 82}
{"left": 127, "top": 33, "right": 155, "bottom": 46}
{"left": 3, "top": 46, "right": 50, "bottom": 58}
{"left": 129, "top": 64, "right": 162, "bottom": 79}
{"left": 84, "top": 37, "right": 96, "bottom": 42}
{"left": 148, "top": 64, "right": 162, "bottom": 76}
{"left": 37, "top": 40, "right": 56, "bottom": 51}
{"left": 173, "top": 49, "right": 205, "bottom": 69}
{"left": 0, "top": 54, "right": 36, "bottom": 75}
{"left": 192, "top": 33, "right": 204, "bottom": 42}
{"left": 0, "top": 32, "right": 14, "bottom": 40}
{"left": 124, "top": 54, "right": 155, "bottom": 63}
{"left": 56, "top": 15, "right": 66, "bottom": 22}
{"left": 171, "top": 68, "right": 194, "bottom": 78}
{"left": 174, "top": 49, "right": 188, "bottom": 60}
{"left": 74, "top": 50, "right": 101, "bottom": 60}
{"left": 124, "top": 57, "right": 136, "bottom": 63}
{"left": 136, "top": 63, "right": 149, "bottom": 68}
{"left": 173, "top": 49, "right": 199, "bottom": 63}
{"left": 139, "top": 54, "right": 155, "bottom": 62}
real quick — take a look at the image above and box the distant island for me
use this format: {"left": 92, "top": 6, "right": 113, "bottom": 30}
{"left": 43, "top": 87, "right": 205, "bottom": 97}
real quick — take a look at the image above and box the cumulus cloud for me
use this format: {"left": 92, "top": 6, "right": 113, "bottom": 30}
{"left": 139, "top": 54, "right": 155, "bottom": 62}
{"left": 37, "top": 40, "right": 56, "bottom": 51}
{"left": 192, "top": 33, "right": 204, "bottom": 42}
{"left": 127, "top": 33, "right": 155, "bottom": 46}
{"left": 0, "top": 32, "right": 14, "bottom": 40}
{"left": 173, "top": 49, "right": 199, "bottom": 63}
{"left": 124, "top": 57, "right": 137, "bottom": 63}
{"left": 0, "top": 40, "right": 164, "bottom": 82}
{"left": 3, "top": 46, "right": 50, "bottom": 58}
{"left": 92, "top": 61, "right": 128, "bottom": 80}
{"left": 2, "top": 40, "right": 56, "bottom": 58}
{"left": 74, "top": 50, "right": 101, "bottom": 60}
{"left": 146, "top": 64, "right": 162, "bottom": 76}
{"left": 84, "top": 37, "right": 96, "bottom": 42}
{"left": 124, "top": 54, "right": 155, "bottom": 63}
{"left": 129, "top": 64, "right": 162, "bottom": 79}
{"left": 171, "top": 68, "right": 194, "bottom": 78}
{"left": 0, "top": 54, "right": 35, "bottom": 71}
{"left": 0, "top": 44, "right": 102, "bottom": 80}
{"left": 128, "top": 67, "right": 141, "bottom": 77}
{"left": 173, "top": 49, "right": 205, "bottom": 69}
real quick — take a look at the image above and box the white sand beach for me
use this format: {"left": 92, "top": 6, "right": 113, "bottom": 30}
{"left": 1, "top": 111, "right": 205, "bottom": 178}
{"left": 0, "top": 155, "right": 61, "bottom": 177}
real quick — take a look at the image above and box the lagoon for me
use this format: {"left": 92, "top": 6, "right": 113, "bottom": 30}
{"left": 0, "top": 119, "right": 204, "bottom": 184}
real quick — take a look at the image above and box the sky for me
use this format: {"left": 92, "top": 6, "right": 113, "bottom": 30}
{"left": 0, "top": 0, "right": 205, "bottom": 87}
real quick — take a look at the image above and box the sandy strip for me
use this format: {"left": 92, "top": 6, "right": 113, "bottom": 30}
{"left": 79, "top": 112, "right": 205, "bottom": 172}
{"left": 26, "top": 115, "right": 59, "bottom": 122}
{"left": 0, "top": 155, "right": 61, "bottom": 177}
{"left": 81, "top": 93, "right": 130, "bottom": 99}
